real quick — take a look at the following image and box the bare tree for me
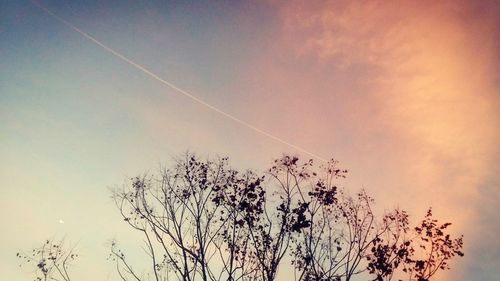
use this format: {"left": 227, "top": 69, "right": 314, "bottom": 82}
{"left": 264, "top": 156, "right": 464, "bottom": 281}
{"left": 402, "top": 208, "right": 464, "bottom": 281}
{"left": 365, "top": 209, "right": 412, "bottom": 281}
{"left": 365, "top": 208, "right": 464, "bottom": 281}
{"left": 110, "top": 154, "right": 465, "bottom": 281}
{"left": 111, "top": 154, "right": 263, "bottom": 281}
{"left": 265, "top": 155, "right": 347, "bottom": 281}
{"left": 18, "top": 153, "right": 463, "bottom": 281}
{"left": 269, "top": 156, "right": 406, "bottom": 281}
{"left": 17, "top": 238, "right": 78, "bottom": 281}
{"left": 211, "top": 168, "right": 265, "bottom": 281}
{"left": 234, "top": 156, "right": 318, "bottom": 281}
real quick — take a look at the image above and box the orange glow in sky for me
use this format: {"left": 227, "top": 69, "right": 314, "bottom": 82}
{"left": 1, "top": 1, "right": 498, "bottom": 280}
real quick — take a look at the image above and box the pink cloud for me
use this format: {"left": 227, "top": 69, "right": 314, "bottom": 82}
{"left": 237, "top": 1, "right": 499, "bottom": 279}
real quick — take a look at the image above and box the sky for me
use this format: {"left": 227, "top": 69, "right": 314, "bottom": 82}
{"left": 1, "top": 0, "right": 499, "bottom": 280}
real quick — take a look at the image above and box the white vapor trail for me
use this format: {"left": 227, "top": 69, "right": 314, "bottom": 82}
{"left": 31, "top": 0, "right": 327, "bottom": 162}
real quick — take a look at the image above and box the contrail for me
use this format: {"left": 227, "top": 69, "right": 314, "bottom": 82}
{"left": 31, "top": 0, "right": 328, "bottom": 163}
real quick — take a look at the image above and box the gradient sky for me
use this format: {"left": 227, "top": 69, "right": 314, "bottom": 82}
{"left": 1, "top": 1, "right": 499, "bottom": 280}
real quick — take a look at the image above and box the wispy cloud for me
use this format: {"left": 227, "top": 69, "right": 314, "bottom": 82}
{"left": 264, "top": 1, "right": 499, "bottom": 279}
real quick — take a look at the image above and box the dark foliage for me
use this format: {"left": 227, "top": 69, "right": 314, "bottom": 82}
{"left": 18, "top": 153, "right": 464, "bottom": 281}
{"left": 17, "top": 238, "right": 77, "bottom": 281}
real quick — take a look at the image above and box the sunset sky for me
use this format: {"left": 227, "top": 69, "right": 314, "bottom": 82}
{"left": 1, "top": 0, "right": 499, "bottom": 280}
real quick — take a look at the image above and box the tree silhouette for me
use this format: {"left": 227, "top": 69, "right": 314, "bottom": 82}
{"left": 110, "top": 154, "right": 463, "bottom": 281}
{"left": 402, "top": 208, "right": 464, "bottom": 281}
{"left": 17, "top": 238, "right": 78, "bottom": 281}
{"left": 269, "top": 156, "right": 412, "bottom": 281}
{"left": 17, "top": 153, "right": 464, "bottom": 281}
{"left": 111, "top": 154, "right": 264, "bottom": 281}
